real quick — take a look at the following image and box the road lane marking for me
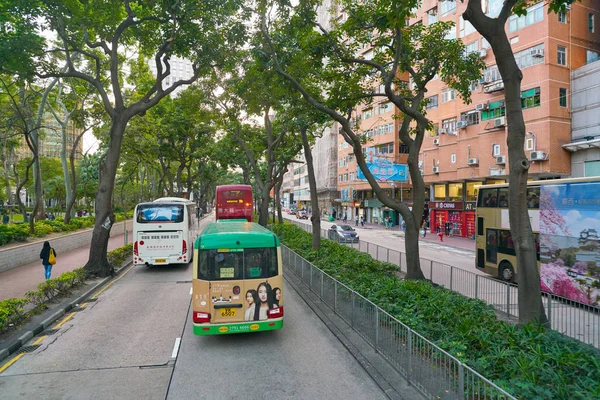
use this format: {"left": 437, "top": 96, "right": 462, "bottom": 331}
{"left": 32, "top": 335, "right": 47, "bottom": 345}
{"left": 53, "top": 312, "right": 77, "bottom": 329}
{"left": 171, "top": 338, "right": 181, "bottom": 359}
{"left": 0, "top": 353, "right": 25, "bottom": 374}
{"left": 90, "top": 263, "right": 135, "bottom": 299}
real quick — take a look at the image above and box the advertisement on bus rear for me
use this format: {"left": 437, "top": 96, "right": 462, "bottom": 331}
{"left": 539, "top": 181, "right": 600, "bottom": 306}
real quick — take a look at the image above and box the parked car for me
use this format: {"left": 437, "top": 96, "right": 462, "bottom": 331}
{"left": 327, "top": 224, "right": 359, "bottom": 243}
{"left": 296, "top": 210, "right": 308, "bottom": 219}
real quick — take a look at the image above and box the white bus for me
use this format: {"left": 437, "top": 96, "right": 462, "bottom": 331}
{"left": 133, "top": 197, "right": 197, "bottom": 267}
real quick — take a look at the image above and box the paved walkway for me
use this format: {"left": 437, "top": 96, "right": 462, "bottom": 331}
{"left": 0, "top": 234, "right": 129, "bottom": 301}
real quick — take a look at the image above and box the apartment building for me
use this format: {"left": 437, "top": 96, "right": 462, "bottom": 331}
{"left": 412, "top": 0, "right": 599, "bottom": 237}
{"left": 563, "top": 56, "right": 600, "bottom": 176}
{"left": 148, "top": 56, "right": 195, "bottom": 97}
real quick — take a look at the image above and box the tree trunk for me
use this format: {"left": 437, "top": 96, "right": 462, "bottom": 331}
{"left": 300, "top": 126, "right": 321, "bottom": 250}
{"left": 83, "top": 116, "right": 127, "bottom": 277}
{"left": 60, "top": 124, "right": 73, "bottom": 219}
{"left": 464, "top": 1, "right": 547, "bottom": 325}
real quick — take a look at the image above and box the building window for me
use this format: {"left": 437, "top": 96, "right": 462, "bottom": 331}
{"left": 440, "top": 0, "right": 456, "bottom": 17}
{"left": 557, "top": 46, "right": 566, "bottom": 66}
{"left": 429, "top": 123, "right": 440, "bottom": 137}
{"left": 363, "top": 108, "right": 372, "bottom": 119}
{"left": 350, "top": 172, "right": 355, "bottom": 181}
{"left": 525, "top": 138, "right": 535, "bottom": 151}
{"left": 426, "top": 95, "right": 439, "bottom": 109}
{"left": 508, "top": 2, "right": 544, "bottom": 33}
{"left": 590, "top": 13, "right": 595, "bottom": 33}
{"left": 448, "top": 183, "right": 463, "bottom": 201}
{"left": 434, "top": 184, "right": 446, "bottom": 200}
{"left": 441, "top": 88, "right": 457, "bottom": 103}
{"left": 442, "top": 118, "right": 457, "bottom": 134}
{"left": 559, "top": 88, "right": 567, "bottom": 108}
{"left": 514, "top": 44, "right": 545, "bottom": 69}
{"left": 451, "top": 154, "right": 456, "bottom": 163}
{"left": 481, "top": 100, "right": 506, "bottom": 121}
{"left": 427, "top": 8, "right": 438, "bottom": 25}
{"left": 521, "top": 87, "right": 541, "bottom": 109}
{"left": 483, "top": 65, "right": 501, "bottom": 83}
{"left": 466, "top": 181, "right": 483, "bottom": 201}
{"left": 585, "top": 161, "right": 600, "bottom": 177}
{"left": 558, "top": 10, "right": 566, "bottom": 23}
{"left": 492, "top": 144, "right": 501, "bottom": 157}
{"left": 460, "top": 111, "right": 480, "bottom": 126}
{"left": 399, "top": 144, "right": 409, "bottom": 154}
{"left": 459, "top": 16, "right": 477, "bottom": 37}
{"left": 464, "top": 41, "right": 479, "bottom": 56}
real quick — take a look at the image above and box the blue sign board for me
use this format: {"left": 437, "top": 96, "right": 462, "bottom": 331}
{"left": 357, "top": 160, "right": 408, "bottom": 182}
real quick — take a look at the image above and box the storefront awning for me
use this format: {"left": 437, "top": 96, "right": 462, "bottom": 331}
{"left": 562, "top": 138, "right": 600, "bottom": 152}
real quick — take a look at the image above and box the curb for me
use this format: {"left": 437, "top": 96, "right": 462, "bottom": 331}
{"left": 0, "top": 261, "right": 132, "bottom": 365}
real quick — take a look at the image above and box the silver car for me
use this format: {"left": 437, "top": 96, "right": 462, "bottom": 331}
{"left": 328, "top": 224, "right": 359, "bottom": 243}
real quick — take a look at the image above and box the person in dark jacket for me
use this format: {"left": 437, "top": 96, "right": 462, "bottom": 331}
{"left": 40, "top": 241, "right": 57, "bottom": 280}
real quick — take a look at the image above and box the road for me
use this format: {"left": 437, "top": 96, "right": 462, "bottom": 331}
{"left": 0, "top": 217, "right": 388, "bottom": 399}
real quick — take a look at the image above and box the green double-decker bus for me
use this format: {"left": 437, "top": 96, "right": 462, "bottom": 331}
{"left": 192, "top": 220, "right": 284, "bottom": 335}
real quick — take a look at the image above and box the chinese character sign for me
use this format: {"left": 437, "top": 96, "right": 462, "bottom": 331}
{"left": 357, "top": 156, "right": 408, "bottom": 182}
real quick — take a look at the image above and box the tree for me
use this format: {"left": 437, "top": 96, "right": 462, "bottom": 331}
{"left": 256, "top": 0, "right": 483, "bottom": 278}
{"left": 462, "top": 0, "right": 576, "bottom": 325}
{"left": 2, "top": 0, "right": 247, "bottom": 276}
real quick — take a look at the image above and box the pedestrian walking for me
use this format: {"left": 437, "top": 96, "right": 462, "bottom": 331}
{"left": 343, "top": 213, "right": 348, "bottom": 224}
{"left": 40, "top": 241, "right": 57, "bottom": 280}
{"left": 360, "top": 215, "right": 365, "bottom": 227}
{"left": 2, "top": 213, "right": 9, "bottom": 224}
{"left": 355, "top": 214, "right": 359, "bottom": 226}
{"left": 388, "top": 217, "right": 393, "bottom": 230}
{"left": 421, "top": 221, "right": 427, "bottom": 238}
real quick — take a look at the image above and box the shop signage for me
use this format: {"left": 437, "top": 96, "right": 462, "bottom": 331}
{"left": 341, "top": 202, "right": 354, "bottom": 207}
{"left": 464, "top": 202, "right": 477, "bottom": 211}
{"left": 429, "top": 201, "right": 464, "bottom": 210}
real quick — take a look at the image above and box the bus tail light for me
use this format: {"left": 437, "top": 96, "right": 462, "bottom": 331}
{"left": 268, "top": 306, "right": 283, "bottom": 319}
{"left": 134, "top": 241, "right": 139, "bottom": 256}
{"left": 182, "top": 240, "right": 187, "bottom": 255}
{"left": 193, "top": 312, "right": 211, "bottom": 323}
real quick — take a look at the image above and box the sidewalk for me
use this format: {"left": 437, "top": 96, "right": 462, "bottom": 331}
{"left": 0, "top": 233, "right": 129, "bottom": 301}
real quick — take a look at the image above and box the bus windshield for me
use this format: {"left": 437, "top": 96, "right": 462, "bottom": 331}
{"left": 136, "top": 204, "right": 184, "bottom": 223}
{"left": 197, "top": 248, "right": 278, "bottom": 281}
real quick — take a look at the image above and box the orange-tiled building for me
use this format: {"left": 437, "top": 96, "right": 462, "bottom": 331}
{"left": 335, "top": 0, "right": 600, "bottom": 236}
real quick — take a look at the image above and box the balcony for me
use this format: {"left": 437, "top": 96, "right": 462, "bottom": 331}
{"left": 483, "top": 80, "right": 504, "bottom": 94}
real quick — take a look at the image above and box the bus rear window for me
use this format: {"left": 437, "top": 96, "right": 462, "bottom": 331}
{"left": 198, "top": 248, "right": 278, "bottom": 281}
{"left": 221, "top": 190, "right": 251, "bottom": 203}
{"left": 136, "top": 204, "right": 184, "bottom": 223}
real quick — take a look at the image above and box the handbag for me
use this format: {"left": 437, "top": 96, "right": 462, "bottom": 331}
{"left": 48, "top": 248, "right": 56, "bottom": 265}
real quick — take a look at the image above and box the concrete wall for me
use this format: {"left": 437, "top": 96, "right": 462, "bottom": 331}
{"left": 0, "top": 220, "right": 133, "bottom": 273}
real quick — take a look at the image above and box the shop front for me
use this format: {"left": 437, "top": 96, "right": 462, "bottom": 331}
{"left": 428, "top": 201, "right": 476, "bottom": 238}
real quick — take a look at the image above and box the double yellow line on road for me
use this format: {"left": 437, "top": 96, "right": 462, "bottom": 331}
{"left": 0, "top": 263, "right": 135, "bottom": 374}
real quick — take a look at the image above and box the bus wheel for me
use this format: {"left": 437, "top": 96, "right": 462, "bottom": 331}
{"left": 499, "top": 262, "right": 514, "bottom": 282}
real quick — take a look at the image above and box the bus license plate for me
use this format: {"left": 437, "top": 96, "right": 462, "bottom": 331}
{"left": 220, "top": 308, "right": 236, "bottom": 317}
{"left": 155, "top": 259, "right": 166, "bottom": 263}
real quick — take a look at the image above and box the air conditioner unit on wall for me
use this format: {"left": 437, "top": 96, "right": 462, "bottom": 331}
{"left": 438, "top": 128, "right": 447, "bottom": 134}
{"left": 476, "top": 103, "right": 488, "bottom": 111}
{"left": 418, "top": 161, "right": 424, "bottom": 168}
{"left": 468, "top": 158, "right": 479, "bottom": 165}
{"left": 496, "top": 155, "right": 506, "bottom": 164}
{"left": 530, "top": 48, "right": 544, "bottom": 58}
{"left": 494, "top": 117, "right": 506, "bottom": 128}
{"left": 530, "top": 151, "right": 547, "bottom": 161}
{"left": 432, "top": 166, "right": 440, "bottom": 173}
{"left": 456, "top": 121, "right": 468, "bottom": 129}
{"left": 478, "top": 49, "right": 487, "bottom": 58}
{"left": 433, "top": 138, "right": 440, "bottom": 145}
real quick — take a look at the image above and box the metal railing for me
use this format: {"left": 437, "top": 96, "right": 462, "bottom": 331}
{"left": 288, "top": 219, "right": 600, "bottom": 349}
{"left": 283, "top": 246, "right": 515, "bottom": 400}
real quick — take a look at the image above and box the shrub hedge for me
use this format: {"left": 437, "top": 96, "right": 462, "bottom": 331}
{"left": 0, "top": 212, "right": 132, "bottom": 247}
{"left": 271, "top": 223, "right": 600, "bottom": 400}
{"left": 0, "top": 243, "right": 132, "bottom": 334}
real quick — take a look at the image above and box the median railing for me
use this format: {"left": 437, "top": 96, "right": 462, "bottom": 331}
{"left": 289, "top": 219, "right": 600, "bottom": 349}
{"left": 283, "top": 245, "right": 515, "bottom": 400}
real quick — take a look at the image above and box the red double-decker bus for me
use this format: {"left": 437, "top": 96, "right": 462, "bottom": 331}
{"left": 215, "top": 185, "right": 254, "bottom": 222}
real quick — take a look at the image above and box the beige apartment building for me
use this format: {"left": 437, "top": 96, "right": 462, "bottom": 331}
{"left": 335, "top": 0, "right": 600, "bottom": 236}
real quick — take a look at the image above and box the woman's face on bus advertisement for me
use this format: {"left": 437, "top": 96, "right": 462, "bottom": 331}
{"left": 258, "top": 285, "right": 268, "bottom": 303}
{"left": 274, "top": 289, "right": 281, "bottom": 301}
{"left": 246, "top": 292, "right": 254, "bottom": 305}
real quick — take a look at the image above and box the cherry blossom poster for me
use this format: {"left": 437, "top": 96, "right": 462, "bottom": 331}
{"left": 539, "top": 182, "right": 600, "bottom": 306}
